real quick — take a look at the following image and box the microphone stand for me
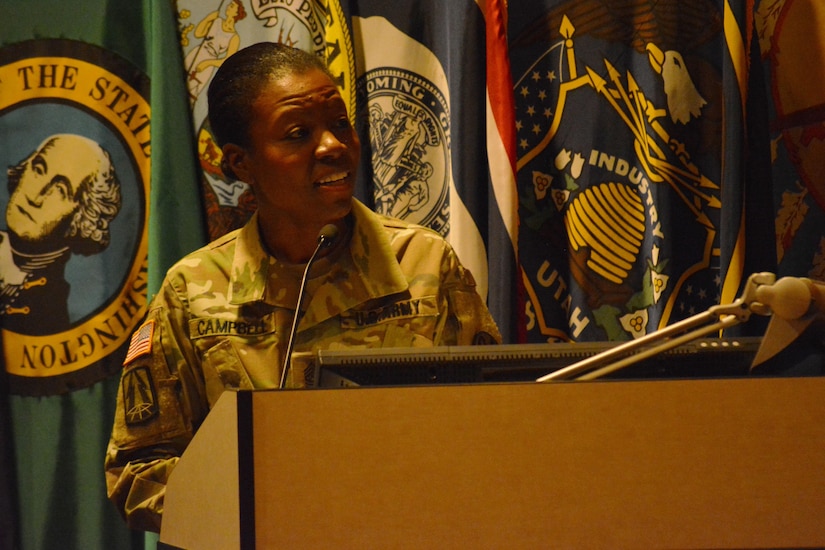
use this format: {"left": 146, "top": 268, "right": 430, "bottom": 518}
{"left": 279, "top": 225, "right": 338, "bottom": 389}
{"left": 537, "top": 272, "right": 780, "bottom": 382}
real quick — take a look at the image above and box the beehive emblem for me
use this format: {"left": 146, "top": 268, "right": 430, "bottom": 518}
{"left": 565, "top": 182, "right": 646, "bottom": 285}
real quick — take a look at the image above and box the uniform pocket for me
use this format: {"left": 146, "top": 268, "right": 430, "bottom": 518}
{"left": 202, "top": 339, "right": 254, "bottom": 407}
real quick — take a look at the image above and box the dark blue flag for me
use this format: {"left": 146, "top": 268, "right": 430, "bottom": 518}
{"left": 508, "top": 0, "right": 774, "bottom": 342}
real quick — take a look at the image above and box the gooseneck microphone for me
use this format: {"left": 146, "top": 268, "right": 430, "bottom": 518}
{"left": 754, "top": 276, "right": 813, "bottom": 321}
{"left": 279, "top": 224, "right": 339, "bottom": 389}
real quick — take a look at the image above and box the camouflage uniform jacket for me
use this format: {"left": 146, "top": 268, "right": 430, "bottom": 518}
{"left": 104, "top": 198, "right": 501, "bottom": 532}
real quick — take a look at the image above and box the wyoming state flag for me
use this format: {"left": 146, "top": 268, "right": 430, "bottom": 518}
{"left": 508, "top": 0, "right": 775, "bottom": 343}
{"left": 347, "top": 0, "right": 521, "bottom": 340}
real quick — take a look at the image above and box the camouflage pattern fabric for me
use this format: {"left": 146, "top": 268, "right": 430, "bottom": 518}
{"left": 104, "top": 198, "right": 501, "bottom": 532}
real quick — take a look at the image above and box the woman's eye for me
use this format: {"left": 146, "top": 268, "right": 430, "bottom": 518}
{"left": 286, "top": 127, "right": 308, "bottom": 140}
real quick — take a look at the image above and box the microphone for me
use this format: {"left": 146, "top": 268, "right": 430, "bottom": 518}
{"left": 279, "top": 224, "right": 339, "bottom": 388}
{"left": 754, "top": 276, "right": 813, "bottom": 320}
{"left": 751, "top": 276, "right": 825, "bottom": 369}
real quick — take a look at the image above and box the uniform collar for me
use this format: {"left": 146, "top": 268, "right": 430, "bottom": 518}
{"left": 227, "top": 210, "right": 269, "bottom": 305}
{"left": 227, "top": 199, "right": 409, "bottom": 309}
{"left": 347, "top": 198, "right": 409, "bottom": 297}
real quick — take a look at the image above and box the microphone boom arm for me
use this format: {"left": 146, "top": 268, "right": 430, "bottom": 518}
{"left": 536, "top": 272, "right": 778, "bottom": 382}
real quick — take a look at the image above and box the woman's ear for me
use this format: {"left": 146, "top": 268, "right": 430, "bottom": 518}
{"left": 220, "top": 143, "right": 249, "bottom": 182}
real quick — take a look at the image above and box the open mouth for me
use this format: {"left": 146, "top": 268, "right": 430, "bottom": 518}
{"left": 316, "top": 171, "right": 350, "bottom": 186}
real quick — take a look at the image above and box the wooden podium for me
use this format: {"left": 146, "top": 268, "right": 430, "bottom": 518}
{"left": 159, "top": 377, "right": 825, "bottom": 549}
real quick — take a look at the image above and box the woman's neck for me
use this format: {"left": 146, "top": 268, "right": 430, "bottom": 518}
{"left": 259, "top": 216, "right": 352, "bottom": 265}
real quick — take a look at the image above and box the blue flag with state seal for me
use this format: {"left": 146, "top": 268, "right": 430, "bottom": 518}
{"left": 507, "top": 0, "right": 775, "bottom": 343}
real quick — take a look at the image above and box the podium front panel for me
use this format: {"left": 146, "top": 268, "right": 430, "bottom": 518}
{"left": 163, "top": 377, "right": 825, "bottom": 549}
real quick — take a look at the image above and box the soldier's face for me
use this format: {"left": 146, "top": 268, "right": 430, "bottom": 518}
{"left": 226, "top": 68, "right": 360, "bottom": 234}
{"left": 6, "top": 135, "right": 102, "bottom": 243}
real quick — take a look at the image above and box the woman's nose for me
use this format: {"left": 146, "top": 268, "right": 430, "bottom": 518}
{"left": 315, "top": 129, "right": 347, "bottom": 159}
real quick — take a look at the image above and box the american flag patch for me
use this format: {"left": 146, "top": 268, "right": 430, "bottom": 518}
{"left": 124, "top": 320, "right": 155, "bottom": 365}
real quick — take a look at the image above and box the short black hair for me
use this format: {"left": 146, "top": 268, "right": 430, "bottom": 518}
{"left": 207, "top": 42, "right": 335, "bottom": 150}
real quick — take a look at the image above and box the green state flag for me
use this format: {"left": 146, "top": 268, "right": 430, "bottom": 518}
{"left": 0, "top": 0, "right": 206, "bottom": 548}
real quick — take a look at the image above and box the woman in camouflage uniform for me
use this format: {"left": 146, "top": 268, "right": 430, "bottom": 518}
{"left": 104, "top": 42, "right": 501, "bottom": 533}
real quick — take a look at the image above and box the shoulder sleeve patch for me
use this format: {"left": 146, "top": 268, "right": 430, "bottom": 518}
{"left": 124, "top": 320, "right": 155, "bottom": 365}
{"left": 121, "top": 365, "right": 159, "bottom": 426}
